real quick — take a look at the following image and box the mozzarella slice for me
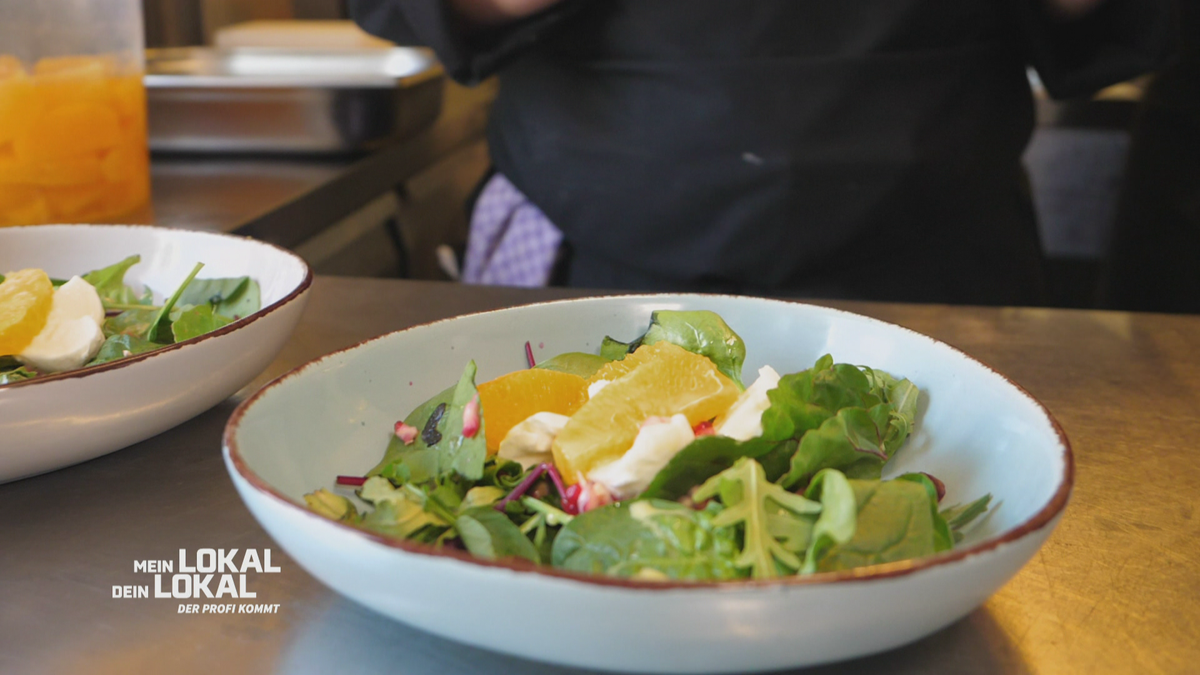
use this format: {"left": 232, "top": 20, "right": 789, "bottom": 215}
{"left": 497, "top": 412, "right": 570, "bottom": 470}
{"left": 588, "top": 414, "right": 695, "bottom": 500}
{"left": 715, "top": 365, "right": 782, "bottom": 441}
{"left": 18, "top": 276, "right": 106, "bottom": 373}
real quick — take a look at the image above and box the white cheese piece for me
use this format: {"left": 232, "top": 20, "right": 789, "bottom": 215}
{"left": 715, "top": 365, "right": 782, "bottom": 441}
{"left": 588, "top": 414, "right": 695, "bottom": 500}
{"left": 18, "top": 276, "right": 106, "bottom": 373}
{"left": 586, "top": 379, "right": 610, "bottom": 399}
{"left": 497, "top": 412, "right": 570, "bottom": 470}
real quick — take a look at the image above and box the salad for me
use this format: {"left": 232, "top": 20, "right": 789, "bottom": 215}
{"left": 0, "top": 256, "right": 260, "bottom": 385}
{"left": 306, "top": 311, "right": 991, "bottom": 581}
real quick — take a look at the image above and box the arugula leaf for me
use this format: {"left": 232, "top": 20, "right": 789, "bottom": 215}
{"left": 304, "top": 489, "right": 361, "bottom": 523}
{"left": 178, "top": 277, "right": 261, "bottom": 320}
{"left": 145, "top": 262, "right": 204, "bottom": 343}
{"left": 800, "top": 469, "right": 858, "bottom": 573}
{"left": 640, "top": 435, "right": 795, "bottom": 501}
{"left": 940, "top": 494, "right": 993, "bottom": 543}
{"left": 693, "top": 458, "right": 821, "bottom": 579}
{"left": 82, "top": 255, "right": 150, "bottom": 308}
{"left": 171, "top": 304, "right": 234, "bottom": 343}
{"left": 88, "top": 334, "right": 161, "bottom": 366}
{"left": 536, "top": 352, "right": 611, "bottom": 378}
{"left": 456, "top": 506, "right": 540, "bottom": 563}
{"left": 808, "top": 479, "right": 941, "bottom": 573}
{"left": 601, "top": 310, "right": 747, "bottom": 386}
{"left": 551, "top": 500, "right": 742, "bottom": 580}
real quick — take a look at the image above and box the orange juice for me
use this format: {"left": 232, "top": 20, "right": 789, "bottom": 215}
{"left": 0, "top": 54, "right": 149, "bottom": 226}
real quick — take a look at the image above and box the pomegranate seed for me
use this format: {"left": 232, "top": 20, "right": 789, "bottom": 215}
{"left": 692, "top": 420, "right": 716, "bottom": 437}
{"left": 462, "top": 394, "right": 481, "bottom": 439}
{"left": 393, "top": 421, "right": 418, "bottom": 445}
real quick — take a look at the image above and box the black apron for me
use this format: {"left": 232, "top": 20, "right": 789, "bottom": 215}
{"left": 351, "top": 0, "right": 1176, "bottom": 304}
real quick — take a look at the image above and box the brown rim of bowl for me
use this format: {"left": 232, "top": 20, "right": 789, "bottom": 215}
{"left": 223, "top": 293, "right": 1074, "bottom": 592}
{"left": 0, "top": 224, "right": 313, "bottom": 391}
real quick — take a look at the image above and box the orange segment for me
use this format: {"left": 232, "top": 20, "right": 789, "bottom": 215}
{"left": 0, "top": 268, "right": 53, "bottom": 355}
{"left": 554, "top": 341, "right": 740, "bottom": 484}
{"left": 478, "top": 368, "right": 589, "bottom": 454}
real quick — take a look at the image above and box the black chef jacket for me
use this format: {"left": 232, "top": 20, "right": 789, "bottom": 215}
{"left": 351, "top": 0, "right": 1175, "bottom": 304}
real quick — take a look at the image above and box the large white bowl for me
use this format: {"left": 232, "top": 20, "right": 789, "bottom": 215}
{"left": 224, "top": 295, "right": 1072, "bottom": 673}
{"left": 0, "top": 224, "right": 310, "bottom": 482}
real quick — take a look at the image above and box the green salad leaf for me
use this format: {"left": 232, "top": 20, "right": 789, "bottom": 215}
{"left": 601, "top": 310, "right": 747, "bottom": 386}
{"left": 103, "top": 308, "right": 157, "bottom": 338}
{"left": 179, "top": 276, "right": 261, "bottom": 320}
{"left": 83, "top": 255, "right": 151, "bottom": 309}
{"left": 0, "top": 365, "right": 37, "bottom": 385}
{"left": 806, "top": 478, "right": 942, "bottom": 573}
{"left": 358, "top": 477, "right": 447, "bottom": 538}
{"left": 536, "top": 352, "right": 611, "bottom": 378}
{"left": 88, "top": 334, "right": 160, "bottom": 366}
{"left": 897, "top": 473, "right": 954, "bottom": 553}
{"left": 171, "top": 304, "right": 234, "bottom": 343}
{"left": 693, "top": 458, "right": 821, "bottom": 578}
{"left": 800, "top": 469, "right": 858, "bottom": 573}
{"left": 145, "top": 263, "right": 204, "bottom": 343}
{"left": 304, "top": 489, "right": 360, "bottom": 523}
{"left": 552, "top": 500, "right": 742, "bottom": 580}
{"left": 940, "top": 494, "right": 993, "bottom": 544}
{"left": 640, "top": 435, "right": 795, "bottom": 501}
{"left": 456, "top": 506, "right": 540, "bottom": 563}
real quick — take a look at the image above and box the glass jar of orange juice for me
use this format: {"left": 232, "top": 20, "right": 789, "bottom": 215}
{"left": 0, "top": 0, "right": 149, "bottom": 226}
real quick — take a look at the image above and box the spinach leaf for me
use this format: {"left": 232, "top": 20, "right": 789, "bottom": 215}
{"left": 456, "top": 506, "right": 540, "bottom": 563}
{"left": 145, "top": 263, "right": 204, "bottom": 344}
{"left": 693, "top": 458, "right": 821, "bottom": 579}
{"left": 179, "top": 277, "right": 261, "bottom": 320}
{"left": 640, "top": 435, "right": 795, "bottom": 501}
{"left": 760, "top": 356, "right": 879, "bottom": 443}
{"left": 940, "top": 494, "right": 993, "bottom": 544}
{"left": 808, "top": 478, "right": 940, "bottom": 573}
{"left": 171, "top": 304, "right": 233, "bottom": 343}
{"left": 897, "top": 473, "right": 954, "bottom": 552}
{"left": 780, "top": 404, "right": 897, "bottom": 488}
{"left": 88, "top": 334, "right": 161, "bottom": 366}
{"left": 551, "top": 500, "right": 742, "bottom": 580}
{"left": 800, "top": 469, "right": 858, "bottom": 573}
{"left": 303, "top": 489, "right": 361, "bottom": 523}
{"left": 601, "top": 311, "right": 747, "bottom": 386}
{"left": 82, "top": 255, "right": 150, "bottom": 308}
{"left": 536, "top": 352, "right": 610, "bottom": 378}
{"left": 103, "top": 308, "right": 157, "bottom": 338}
{"left": 438, "top": 361, "right": 487, "bottom": 481}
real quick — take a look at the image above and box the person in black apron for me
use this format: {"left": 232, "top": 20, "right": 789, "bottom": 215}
{"left": 351, "top": 0, "right": 1176, "bottom": 305}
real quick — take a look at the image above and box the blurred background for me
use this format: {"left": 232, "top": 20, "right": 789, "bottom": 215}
{"left": 1, "top": 0, "right": 1191, "bottom": 312}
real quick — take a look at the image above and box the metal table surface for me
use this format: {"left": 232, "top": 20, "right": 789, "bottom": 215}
{"left": 2, "top": 277, "right": 1198, "bottom": 675}
{"left": 138, "top": 81, "right": 493, "bottom": 249}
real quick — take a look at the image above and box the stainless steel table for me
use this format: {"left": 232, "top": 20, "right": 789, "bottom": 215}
{"left": 2, "top": 277, "right": 1198, "bottom": 675}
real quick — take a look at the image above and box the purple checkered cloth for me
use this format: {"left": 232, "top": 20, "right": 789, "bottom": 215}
{"left": 463, "top": 173, "right": 563, "bottom": 286}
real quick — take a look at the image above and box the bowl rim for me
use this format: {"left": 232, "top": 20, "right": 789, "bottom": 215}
{"left": 0, "top": 224, "right": 313, "bottom": 391}
{"left": 223, "top": 293, "right": 1074, "bottom": 591}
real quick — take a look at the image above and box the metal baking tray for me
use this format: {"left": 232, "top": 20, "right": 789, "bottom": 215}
{"left": 145, "top": 47, "right": 445, "bottom": 154}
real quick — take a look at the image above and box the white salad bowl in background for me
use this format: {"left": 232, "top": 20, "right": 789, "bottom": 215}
{"left": 0, "top": 224, "right": 311, "bottom": 482}
{"left": 224, "top": 295, "right": 1072, "bottom": 673}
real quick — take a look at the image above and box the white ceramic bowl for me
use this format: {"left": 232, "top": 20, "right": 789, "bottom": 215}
{"left": 0, "top": 224, "right": 310, "bottom": 482}
{"left": 224, "top": 295, "right": 1071, "bottom": 673}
